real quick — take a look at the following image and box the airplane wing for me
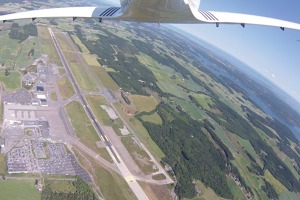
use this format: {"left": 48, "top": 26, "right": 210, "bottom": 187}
{"left": 191, "top": 9, "right": 300, "bottom": 30}
{"left": 0, "top": 6, "right": 122, "bottom": 22}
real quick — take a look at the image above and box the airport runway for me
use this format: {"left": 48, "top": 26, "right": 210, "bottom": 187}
{"left": 49, "top": 28, "right": 149, "bottom": 200}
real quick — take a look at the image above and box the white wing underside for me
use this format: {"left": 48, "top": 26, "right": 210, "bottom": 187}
{"left": 0, "top": 4, "right": 300, "bottom": 31}
{"left": 0, "top": 7, "right": 122, "bottom": 21}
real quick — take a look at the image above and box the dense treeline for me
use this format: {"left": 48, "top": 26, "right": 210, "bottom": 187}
{"left": 140, "top": 103, "right": 233, "bottom": 199}
{"left": 9, "top": 23, "right": 38, "bottom": 42}
{"left": 41, "top": 177, "right": 97, "bottom": 200}
{"left": 203, "top": 121, "right": 234, "bottom": 160}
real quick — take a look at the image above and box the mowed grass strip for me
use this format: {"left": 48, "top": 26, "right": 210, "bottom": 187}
{"left": 53, "top": 31, "right": 74, "bottom": 52}
{"left": 66, "top": 101, "right": 100, "bottom": 150}
{"left": 89, "top": 65, "right": 119, "bottom": 91}
{"left": 131, "top": 95, "right": 158, "bottom": 113}
{"left": 57, "top": 77, "right": 75, "bottom": 100}
{"left": 71, "top": 34, "right": 90, "bottom": 54}
{"left": 0, "top": 179, "right": 41, "bottom": 200}
{"left": 85, "top": 95, "right": 111, "bottom": 125}
{"left": 74, "top": 149, "right": 137, "bottom": 200}
{"left": 69, "top": 62, "right": 98, "bottom": 92}
{"left": 83, "top": 54, "right": 100, "bottom": 66}
{"left": 37, "top": 26, "right": 62, "bottom": 66}
{"left": 65, "top": 101, "right": 113, "bottom": 163}
{"left": 0, "top": 71, "right": 21, "bottom": 91}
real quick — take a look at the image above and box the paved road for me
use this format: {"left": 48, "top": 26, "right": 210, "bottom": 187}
{"left": 49, "top": 28, "right": 149, "bottom": 200}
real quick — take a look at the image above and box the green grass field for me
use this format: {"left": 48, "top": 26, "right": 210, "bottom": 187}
{"left": 54, "top": 32, "right": 74, "bottom": 52}
{"left": 0, "top": 33, "right": 20, "bottom": 67}
{"left": 131, "top": 95, "right": 158, "bottom": 113}
{"left": 192, "top": 93, "right": 214, "bottom": 110}
{"left": 66, "top": 101, "right": 100, "bottom": 150}
{"left": 70, "top": 62, "right": 98, "bottom": 92}
{"left": 71, "top": 34, "right": 90, "bottom": 54}
{"left": 0, "top": 179, "right": 41, "bottom": 200}
{"left": 141, "top": 112, "right": 162, "bottom": 125}
{"left": 65, "top": 101, "right": 113, "bottom": 163}
{"left": 83, "top": 54, "right": 100, "bottom": 66}
{"left": 227, "top": 177, "right": 246, "bottom": 200}
{"left": 0, "top": 71, "right": 21, "bottom": 91}
{"left": 85, "top": 95, "right": 124, "bottom": 136}
{"left": 50, "top": 91, "right": 58, "bottom": 101}
{"left": 14, "top": 37, "right": 41, "bottom": 68}
{"left": 56, "top": 77, "right": 75, "bottom": 100}
{"left": 89, "top": 65, "right": 119, "bottom": 91}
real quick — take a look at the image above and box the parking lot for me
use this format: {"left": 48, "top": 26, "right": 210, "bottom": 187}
{"left": 6, "top": 141, "right": 91, "bottom": 182}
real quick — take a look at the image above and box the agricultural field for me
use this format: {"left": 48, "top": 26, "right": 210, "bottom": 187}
{"left": 56, "top": 77, "right": 75, "bottom": 100}
{"left": 0, "top": 180, "right": 41, "bottom": 200}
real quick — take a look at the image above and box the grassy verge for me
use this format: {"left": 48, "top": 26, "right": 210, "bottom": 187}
{"left": 85, "top": 95, "right": 124, "bottom": 135}
{"left": 152, "top": 173, "right": 166, "bottom": 181}
{"left": 57, "top": 77, "right": 75, "bottom": 100}
{"left": 71, "top": 34, "right": 90, "bottom": 54}
{"left": 50, "top": 91, "right": 58, "bottom": 101}
{"left": 69, "top": 62, "right": 98, "bottom": 91}
{"left": 73, "top": 148, "right": 137, "bottom": 200}
{"left": 65, "top": 101, "right": 113, "bottom": 163}
{"left": 89, "top": 65, "right": 119, "bottom": 91}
